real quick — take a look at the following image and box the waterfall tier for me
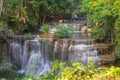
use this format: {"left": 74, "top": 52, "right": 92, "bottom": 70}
{"left": 52, "top": 39, "right": 116, "bottom": 65}
{"left": 8, "top": 37, "right": 51, "bottom": 76}
{"left": 7, "top": 36, "right": 116, "bottom": 76}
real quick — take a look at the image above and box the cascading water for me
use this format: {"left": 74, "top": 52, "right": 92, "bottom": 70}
{"left": 9, "top": 37, "right": 50, "bottom": 76}
{"left": 61, "top": 39, "right": 68, "bottom": 61}
{"left": 53, "top": 39, "right": 99, "bottom": 65}
{"left": 53, "top": 41, "right": 58, "bottom": 60}
{"left": 9, "top": 43, "right": 22, "bottom": 68}
{"left": 69, "top": 44, "right": 99, "bottom": 65}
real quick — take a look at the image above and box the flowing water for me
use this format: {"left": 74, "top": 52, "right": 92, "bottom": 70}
{"left": 53, "top": 39, "right": 99, "bottom": 65}
{"left": 9, "top": 37, "right": 51, "bottom": 76}
{"left": 9, "top": 43, "right": 22, "bottom": 68}
{"left": 69, "top": 44, "right": 99, "bottom": 65}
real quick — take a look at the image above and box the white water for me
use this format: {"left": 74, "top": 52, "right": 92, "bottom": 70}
{"left": 61, "top": 39, "right": 68, "bottom": 61}
{"left": 9, "top": 37, "right": 99, "bottom": 76}
{"left": 68, "top": 43, "right": 99, "bottom": 65}
{"left": 53, "top": 39, "right": 99, "bottom": 65}
{"left": 53, "top": 41, "right": 58, "bottom": 60}
{"left": 9, "top": 43, "right": 22, "bottom": 68}
{"left": 9, "top": 38, "right": 50, "bottom": 76}
{"left": 23, "top": 38, "right": 50, "bottom": 76}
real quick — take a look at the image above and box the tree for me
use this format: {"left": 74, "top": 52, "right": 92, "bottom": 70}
{"left": 1, "top": 0, "right": 81, "bottom": 33}
{"left": 80, "top": 0, "right": 118, "bottom": 41}
{"left": 80, "top": 0, "right": 120, "bottom": 56}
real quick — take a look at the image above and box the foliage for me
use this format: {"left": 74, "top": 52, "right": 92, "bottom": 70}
{"left": 57, "top": 60, "right": 102, "bottom": 80}
{"left": 0, "top": 27, "right": 14, "bottom": 38}
{"left": 80, "top": 0, "right": 120, "bottom": 58}
{"left": 54, "top": 61, "right": 120, "bottom": 80}
{"left": 3, "top": 60, "right": 119, "bottom": 80}
{"left": 90, "top": 27, "right": 106, "bottom": 40}
{"left": 23, "top": 33, "right": 32, "bottom": 39}
{"left": 1, "top": 0, "right": 29, "bottom": 34}
{"left": 116, "top": 50, "right": 120, "bottom": 58}
{"left": 115, "top": 17, "right": 120, "bottom": 57}
{"left": 80, "top": 0, "right": 119, "bottom": 42}
{"left": 93, "top": 66, "right": 120, "bottom": 80}
{"left": 0, "top": 53, "right": 20, "bottom": 80}
{"left": 1, "top": 0, "right": 81, "bottom": 34}
{"left": 54, "top": 24, "right": 75, "bottom": 38}
{"left": 37, "top": 60, "right": 66, "bottom": 80}
{"left": 41, "top": 24, "right": 50, "bottom": 33}
{"left": 0, "top": 23, "right": 14, "bottom": 41}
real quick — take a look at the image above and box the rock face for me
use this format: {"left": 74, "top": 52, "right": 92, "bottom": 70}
{"left": 0, "top": 42, "right": 7, "bottom": 53}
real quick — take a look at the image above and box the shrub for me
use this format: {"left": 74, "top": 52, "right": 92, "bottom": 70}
{"left": 13, "top": 60, "right": 120, "bottom": 80}
{"left": 41, "top": 24, "right": 50, "bottom": 33}
{"left": 0, "top": 26, "right": 14, "bottom": 41}
{"left": 90, "top": 27, "right": 106, "bottom": 40}
{"left": 23, "top": 33, "right": 32, "bottom": 39}
{"left": 115, "top": 49, "right": 120, "bottom": 58}
{"left": 0, "top": 56, "right": 20, "bottom": 80}
{"left": 93, "top": 66, "right": 120, "bottom": 80}
{"left": 57, "top": 60, "right": 101, "bottom": 80}
{"left": 54, "top": 24, "right": 74, "bottom": 39}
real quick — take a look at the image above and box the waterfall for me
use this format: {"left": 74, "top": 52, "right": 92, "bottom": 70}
{"left": 68, "top": 39, "right": 99, "bottom": 65}
{"left": 61, "top": 39, "right": 67, "bottom": 61}
{"left": 9, "top": 37, "right": 50, "bottom": 76}
{"left": 70, "top": 44, "right": 99, "bottom": 65}
{"left": 22, "top": 38, "right": 50, "bottom": 76}
{"left": 8, "top": 35, "right": 115, "bottom": 76}
{"left": 9, "top": 43, "right": 22, "bottom": 68}
{"left": 53, "top": 41, "right": 58, "bottom": 60}
{"left": 53, "top": 39, "right": 99, "bottom": 65}
{"left": 7, "top": 21, "right": 116, "bottom": 76}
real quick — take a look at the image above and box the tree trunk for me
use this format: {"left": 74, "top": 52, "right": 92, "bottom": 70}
{"left": 0, "top": 0, "right": 3, "bottom": 17}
